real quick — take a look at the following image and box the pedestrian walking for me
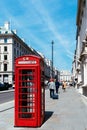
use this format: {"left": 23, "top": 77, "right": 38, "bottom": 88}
{"left": 62, "top": 81, "right": 67, "bottom": 92}
{"left": 48, "top": 78, "right": 56, "bottom": 98}
{"left": 55, "top": 80, "right": 60, "bottom": 94}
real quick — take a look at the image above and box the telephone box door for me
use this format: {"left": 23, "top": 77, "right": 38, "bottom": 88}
{"left": 15, "top": 67, "right": 38, "bottom": 126}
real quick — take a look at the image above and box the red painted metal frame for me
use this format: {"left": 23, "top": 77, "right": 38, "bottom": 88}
{"left": 14, "top": 55, "right": 45, "bottom": 127}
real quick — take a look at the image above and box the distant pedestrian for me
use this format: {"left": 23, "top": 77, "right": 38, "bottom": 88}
{"left": 48, "top": 78, "right": 56, "bottom": 98}
{"left": 62, "top": 81, "right": 67, "bottom": 92}
{"left": 55, "top": 80, "right": 60, "bottom": 94}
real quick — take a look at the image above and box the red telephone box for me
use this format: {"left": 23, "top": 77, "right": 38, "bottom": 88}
{"left": 14, "top": 55, "right": 45, "bottom": 127}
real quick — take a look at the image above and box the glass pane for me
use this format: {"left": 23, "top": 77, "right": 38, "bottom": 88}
{"left": 18, "top": 69, "right": 36, "bottom": 119}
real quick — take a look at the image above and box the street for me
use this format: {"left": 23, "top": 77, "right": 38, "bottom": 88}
{"left": 0, "top": 90, "right": 14, "bottom": 104}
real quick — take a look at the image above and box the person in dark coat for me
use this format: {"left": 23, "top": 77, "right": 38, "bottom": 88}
{"left": 55, "top": 80, "right": 60, "bottom": 94}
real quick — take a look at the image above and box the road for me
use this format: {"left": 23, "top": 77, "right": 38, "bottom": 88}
{"left": 0, "top": 90, "right": 14, "bottom": 104}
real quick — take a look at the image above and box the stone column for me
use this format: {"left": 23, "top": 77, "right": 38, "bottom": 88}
{"left": 83, "top": 60, "right": 87, "bottom": 85}
{"left": 80, "top": 41, "right": 87, "bottom": 96}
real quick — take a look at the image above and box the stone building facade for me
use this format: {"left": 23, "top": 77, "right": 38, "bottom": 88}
{"left": 0, "top": 22, "right": 40, "bottom": 84}
{"left": 72, "top": 0, "right": 87, "bottom": 95}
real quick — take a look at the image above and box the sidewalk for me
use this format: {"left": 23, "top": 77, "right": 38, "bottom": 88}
{"left": 0, "top": 87, "right": 87, "bottom": 130}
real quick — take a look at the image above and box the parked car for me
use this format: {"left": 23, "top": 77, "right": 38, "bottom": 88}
{"left": 0, "top": 83, "right": 6, "bottom": 91}
{"left": 0, "top": 82, "right": 12, "bottom": 91}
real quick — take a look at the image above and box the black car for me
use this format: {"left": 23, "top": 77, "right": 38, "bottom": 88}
{"left": 0, "top": 83, "right": 6, "bottom": 91}
{"left": 0, "top": 83, "right": 11, "bottom": 91}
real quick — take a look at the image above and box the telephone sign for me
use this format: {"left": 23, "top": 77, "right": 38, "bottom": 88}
{"left": 18, "top": 60, "right": 37, "bottom": 64}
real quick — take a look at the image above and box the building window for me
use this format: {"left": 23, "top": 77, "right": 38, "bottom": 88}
{"left": 14, "top": 56, "right": 16, "bottom": 61}
{"left": 14, "top": 48, "right": 16, "bottom": 56}
{"left": 0, "top": 64, "right": 1, "bottom": 71}
{"left": 5, "top": 31, "right": 8, "bottom": 34}
{"left": 17, "top": 43, "right": 19, "bottom": 47}
{"left": 20, "top": 52, "right": 21, "bottom": 56}
{"left": 4, "top": 55, "right": 7, "bottom": 60}
{"left": 4, "top": 38, "right": 7, "bottom": 43}
{"left": 20, "top": 45, "right": 21, "bottom": 49}
{"left": 81, "top": 10, "right": 83, "bottom": 17}
{"left": 4, "top": 64, "right": 7, "bottom": 71}
{"left": 83, "top": 0, "right": 86, "bottom": 7}
{"left": 17, "top": 50, "right": 19, "bottom": 57}
{"left": 3, "top": 74, "right": 8, "bottom": 83}
{"left": 4, "top": 46, "right": 7, "bottom": 52}
{"left": 0, "top": 75, "right": 2, "bottom": 82}
{"left": 14, "top": 40, "right": 16, "bottom": 46}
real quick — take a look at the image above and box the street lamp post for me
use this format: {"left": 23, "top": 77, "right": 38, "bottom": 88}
{"left": 51, "top": 40, "right": 54, "bottom": 78}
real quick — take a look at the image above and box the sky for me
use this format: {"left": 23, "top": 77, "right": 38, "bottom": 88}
{"left": 0, "top": 0, "right": 77, "bottom": 71}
